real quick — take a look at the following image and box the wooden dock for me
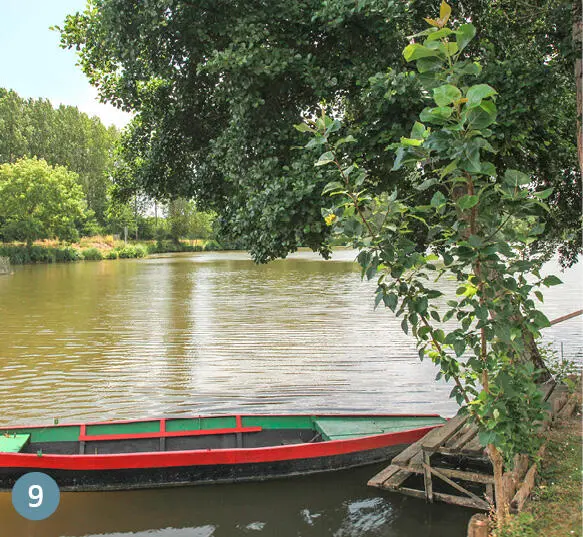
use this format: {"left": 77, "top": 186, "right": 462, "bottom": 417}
{"left": 368, "top": 413, "right": 492, "bottom": 509}
{"left": 369, "top": 381, "right": 574, "bottom": 511}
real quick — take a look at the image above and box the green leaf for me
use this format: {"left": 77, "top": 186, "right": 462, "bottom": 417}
{"left": 383, "top": 292, "right": 398, "bottom": 311}
{"left": 294, "top": 122, "right": 314, "bottom": 133}
{"left": 465, "top": 100, "right": 497, "bottom": 129}
{"left": 455, "top": 23, "right": 476, "bottom": 52}
{"left": 322, "top": 181, "right": 345, "bottom": 195}
{"left": 400, "top": 136, "right": 423, "bottom": 146}
{"left": 314, "top": 151, "right": 335, "bottom": 167}
{"left": 417, "top": 57, "right": 443, "bottom": 73}
{"left": 542, "top": 275, "right": 562, "bottom": 286}
{"left": 534, "top": 187, "right": 553, "bottom": 200}
{"left": 410, "top": 121, "right": 428, "bottom": 140}
{"left": 433, "top": 84, "right": 462, "bottom": 107}
{"left": 466, "top": 84, "right": 497, "bottom": 108}
{"left": 478, "top": 430, "right": 497, "bottom": 446}
{"left": 426, "top": 28, "right": 454, "bottom": 41}
{"left": 334, "top": 135, "right": 357, "bottom": 148}
{"left": 430, "top": 191, "right": 447, "bottom": 208}
{"left": 401, "top": 318, "right": 409, "bottom": 334}
{"left": 453, "top": 339, "right": 466, "bottom": 357}
{"left": 458, "top": 194, "right": 479, "bottom": 210}
{"left": 534, "top": 290, "right": 544, "bottom": 302}
{"left": 403, "top": 43, "right": 440, "bottom": 62}
{"left": 504, "top": 169, "right": 531, "bottom": 186}
{"left": 420, "top": 106, "right": 453, "bottom": 123}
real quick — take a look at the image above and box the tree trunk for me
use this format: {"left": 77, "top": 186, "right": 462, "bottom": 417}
{"left": 575, "top": 0, "right": 582, "bottom": 175}
{"left": 488, "top": 443, "right": 508, "bottom": 528}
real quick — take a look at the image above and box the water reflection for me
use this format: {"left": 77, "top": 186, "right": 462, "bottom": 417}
{"left": 0, "top": 250, "right": 580, "bottom": 537}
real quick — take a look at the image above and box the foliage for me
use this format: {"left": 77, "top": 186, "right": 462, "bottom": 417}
{"left": 493, "top": 415, "right": 583, "bottom": 537}
{"left": 166, "top": 198, "right": 216, "bottom": 243}
{"left": 0, "top": 245, "right": 81, "bottom": 264}
{"left": 104, "top": 249, "right": 119, "bottom": 260}
{"left": 0, "top": 158, "right": 87, "bottom": 246}
{"left": 538, "top": 341, "right": 580, "bottom": 385}
{"left": 297, "top": 4, "right": 557, "bottom": 467}
{"left": 81, "top": 247, "right": 103, "bottom": 261}
{"left": 114, "top": 244, "right": 147, "bottom": 259}
{"left": 57, "top": 0, "right": 579, "bottom": 265}
{"left": 0, "top": 88, "right": 119, "bottom": 225}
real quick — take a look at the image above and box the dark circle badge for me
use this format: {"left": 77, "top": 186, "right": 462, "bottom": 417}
{"left": 11, "top": 472, "right": 60, "bottom": 521}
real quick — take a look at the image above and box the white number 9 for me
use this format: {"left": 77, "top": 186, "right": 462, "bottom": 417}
{"left": 28, "top": 484, "right": 43, "bottom": 508}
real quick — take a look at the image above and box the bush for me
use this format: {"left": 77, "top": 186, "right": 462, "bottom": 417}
{"left": 105, "top": 249, "right": 119, "bottom": 259}
{"left": 114, "top": 244, "right": 148, "bottom": 259}
{"left": 0, "top": 245, "right": 83, "bottom": 264}
{"left": 54, "top": 247, "right": 83, "bottom": 262}
{"left": 204, "top": 240, "right": 221, "bottom": 251}
{"left": 81, "top": 247, "right": 103, "bottom": 261}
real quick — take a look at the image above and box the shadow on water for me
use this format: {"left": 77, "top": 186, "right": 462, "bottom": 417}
{"left": 0, "top": 464, "right": 474, "bottom": 537}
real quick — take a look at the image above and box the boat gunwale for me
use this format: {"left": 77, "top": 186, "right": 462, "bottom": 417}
{"left": 1, "top": 412, "right": 445, "bottom": 432}
{"left": 0, "top": 423, "right": 444, "bottom": 471}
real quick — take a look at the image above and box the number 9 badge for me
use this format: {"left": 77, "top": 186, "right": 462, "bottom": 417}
{"left": 12, "top": 472, "right": 60, "bottom": 520}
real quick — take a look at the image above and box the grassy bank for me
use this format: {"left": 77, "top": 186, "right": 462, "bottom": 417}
{"left": 0, "top": 235, "right": 223, "bottom": 264}
{"left": 494, "top": 412, "right": 582, "bottom": 537}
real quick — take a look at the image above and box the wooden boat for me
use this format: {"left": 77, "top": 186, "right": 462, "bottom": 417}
{"left": 0, "top": 413, "right": 446, "bottom": 491}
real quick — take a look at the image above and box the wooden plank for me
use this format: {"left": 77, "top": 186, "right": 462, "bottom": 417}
{"left": 367, "top": 464, "right": 403, "bottom": 487}
{"left": 433, "top": 467, "right": 494, "bottom": 485}
{"left": 393, "top": 487, "right": 490, "bottom": 510}
{"left": 462, "top": 434, "right": 486, "bottom": 456}
{"left": 385, "top": 469, "right": 414, "bottom": 489}
{"left": 455, "top": 425, "right": 479, "bottom": 450}
{"left": 407, "top": 448, "right": 424, "bottom": 471}
{"left": 422, "top": 414, "right": 468, "bottom": 452}
{"left": 368, "top": 466, "right": 412, "bottom": 489}
{"left": 425, "top": 463, "right": 490, "bottom": 509}
{"left": 549, "top": 309, "right": 583, "bottom": 325}
{"left": 510, "top": 445, "right": 546, "bottom": 513}
{"left": 443, "top": 424, "right": 471, "bottom": 449}
{"left": 391, "top": 440, "right": 423, "bottom": 466}
{"left": 422, "top": 450, "right": 434, "bottom": 502}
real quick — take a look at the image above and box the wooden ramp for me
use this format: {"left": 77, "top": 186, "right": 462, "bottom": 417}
{"left": 369, "top": 382, "right": 565, "bottom": 511}
{"left": 368, "top": 414, "right": 492, "bottom": 510}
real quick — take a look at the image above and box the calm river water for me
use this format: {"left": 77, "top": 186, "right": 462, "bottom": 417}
{"left": 0, "top": 250, "right": 581, "bottom": 536}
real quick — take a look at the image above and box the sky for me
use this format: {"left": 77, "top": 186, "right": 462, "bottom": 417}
{"left": 0, "top": 0, "right": 131, "bottom": 129}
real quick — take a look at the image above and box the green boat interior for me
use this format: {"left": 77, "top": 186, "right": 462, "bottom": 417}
{"left": 0, "top": 415, "right": 446, "bottom": 456}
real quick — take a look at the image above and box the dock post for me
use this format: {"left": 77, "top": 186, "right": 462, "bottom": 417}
{"left": 422, "top": 450, "right": 433, "bottom": 502}
{"left": 467, "top": 514, "right": 489, "bottom": 537}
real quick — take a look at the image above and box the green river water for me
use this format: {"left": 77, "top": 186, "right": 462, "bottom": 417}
{"left": 0, "top": 250, "right": 580, "bottom": 536}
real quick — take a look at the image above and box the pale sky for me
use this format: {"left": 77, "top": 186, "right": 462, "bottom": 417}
{"left": 0, "top": 0, "right": 132, "bottom": 129}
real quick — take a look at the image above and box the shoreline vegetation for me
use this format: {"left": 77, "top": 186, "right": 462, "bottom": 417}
{"left": 0, "top": 235, "right": 223, "bottom": 265}
{"left": 493, "top": 408, "right": 582, "bottom": 537}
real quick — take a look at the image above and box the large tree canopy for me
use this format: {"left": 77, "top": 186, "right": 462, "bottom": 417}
{"left": 58, "top": 0, "right": 580, "bottom": 264}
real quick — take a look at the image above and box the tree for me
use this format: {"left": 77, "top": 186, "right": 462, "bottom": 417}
{"left": 166, "top": 198, "right": 215, "bottom": 242}
{"left": 58, "top": 0, "right": 580, "bottom": 264}
{"left": 0, "top": 158, "right": 87, "bottom": 246}
{"left": 0, "top": 88, "right": 119, "bottom": 226}
{"left": 298, "top": 3, "right": 557, "bottom": 523}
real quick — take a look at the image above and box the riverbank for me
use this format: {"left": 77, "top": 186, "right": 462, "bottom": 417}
{"left": 493, "top": 411, "right": 582, "bottom": 537}
{"left": 0, "top": 235, "right": 223, "bottom": 264}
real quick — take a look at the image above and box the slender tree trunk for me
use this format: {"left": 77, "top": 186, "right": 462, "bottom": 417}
{"left": 575, "top": 0, "right": 582, "bottom": 175}
{"left": 488, "top": 443, "right": 508, "bottom": 528}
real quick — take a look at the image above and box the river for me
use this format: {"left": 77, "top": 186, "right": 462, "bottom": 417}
{"left": 0, "top": 249, "right": 581, "bottom": 536}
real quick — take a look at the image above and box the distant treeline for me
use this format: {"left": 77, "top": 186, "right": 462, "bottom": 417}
{"left": 0, "top": 88, "right": 217, "bottom": 245}
{"left": 0, "top": 87, "right": 118, "bottom": 227}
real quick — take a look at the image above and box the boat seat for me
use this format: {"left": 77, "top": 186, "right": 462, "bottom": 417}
{"left": 0, "top": 433, "right": 30, "bottom": 453}
{"left": 313, "top": 419, "right": 384, "bottom": 441}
